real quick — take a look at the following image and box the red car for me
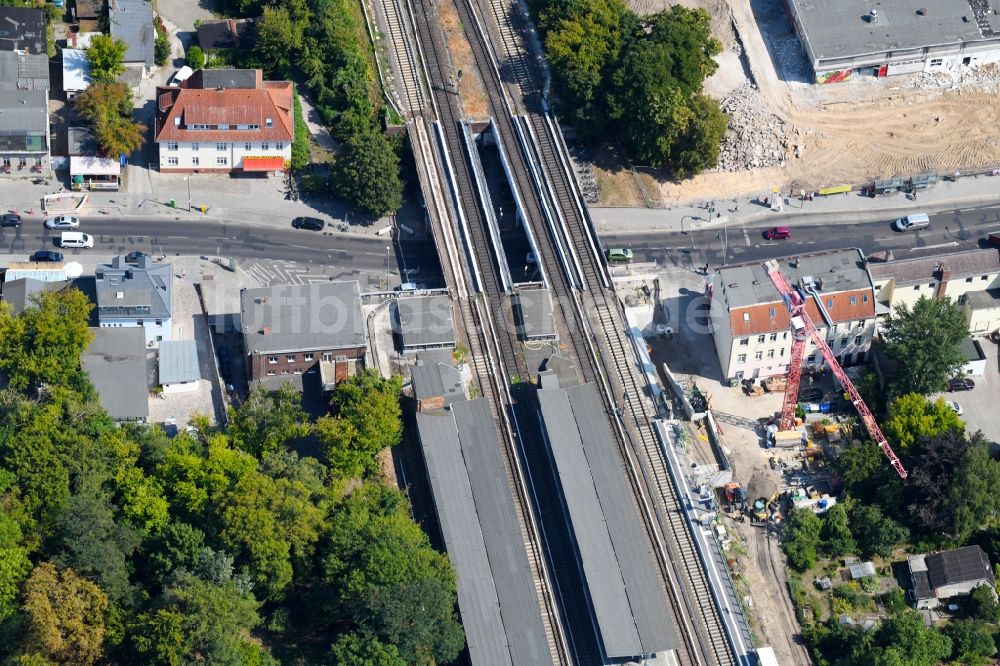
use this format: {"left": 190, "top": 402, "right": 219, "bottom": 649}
{"left": 763, "top": 226, "right": 790, "bottom": 240}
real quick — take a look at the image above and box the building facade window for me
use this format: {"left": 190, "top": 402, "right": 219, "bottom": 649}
{"left": 739, "top": 338, "right": 749, "bottom": 346}
{"left": 217, "top": 142, "right": 226, "bottom": 150}
{"left": 167, "top": 157, "right": 178, "bottom": 165}
{"left": 245, "top": 142, "right": 252, "bottom": 150}
{"left": 863, "top": 293, "right": 869, "bottom": 302}
{"left": 736, "top": 354, "right": 746, "bottom": 364}
{"left": 755, "top": 351, "right": 763, "bottom": 360}
{"left": 767, "top": 349, "right": 775, "bottom": 358}
{"left": 854, "top": 335, "right": 863, "bottom": 345}
{"left": 217, "top": 157, "right": 228, "bottom": 165}
{"left": 268, "top": 356, "right": 277, "bottom": 364}
{"left": 967, "top": 277, "right": 974, "bottom": 283}
{"left": 167, "top": 142, "right": 178, "bottom": 151}
{"left": 286, "top": 355, "right": 296, "bottom": 362}
{"left": 276, "top": 142, "right": 284, "bottom": 150}
{"left": 262, "top": 142, "right": 269, "bottom": 150}
{"left": 34, "top": 157, "right": 42, "bottom": 166}
{"left": 192, "top": 157, "right": 199, "bottom": 166}
{"left": 303, "top": 354, "right": 314, "bottom": 361}
{"left": 191, "top": 142, "right": 199, "bottom": 151}
{"left": 322, "top": 352, "right": 333, "bottom": 362}
{"left": 840, "top": 336, "right": 849, "bottom": 347}
{"left": 769, "top": 333, "right": 778, "bottom": 342}
{"left": 757, "top": 334, "right": 765, "bottom": 343}
{"left": 849, "top": 295, "right": 857, "bottom": 305}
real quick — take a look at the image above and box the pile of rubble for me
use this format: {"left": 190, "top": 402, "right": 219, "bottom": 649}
{"left": 904, "top": 63, "right": 1000, "bottom": 93}
{"left": 716, "top": 82, "right": 789, "bottom": 172}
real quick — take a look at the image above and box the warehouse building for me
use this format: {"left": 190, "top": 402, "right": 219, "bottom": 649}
{"left": 784, "top": 0, "right": 1000, "bottom": 83}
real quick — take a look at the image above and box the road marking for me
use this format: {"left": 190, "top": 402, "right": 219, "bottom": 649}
{"left": 874, "top": 236, "right": 893, "bottom": 241}
{"left": 742, "top": 229, "right": 750, "bottom": 246}
{"left": 909, "top": 241, "right": 958, "bottom": 251}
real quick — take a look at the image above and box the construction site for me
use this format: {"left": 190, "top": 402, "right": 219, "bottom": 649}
{"left": 595, "top": 0, "right": 1000, "bottom": 205}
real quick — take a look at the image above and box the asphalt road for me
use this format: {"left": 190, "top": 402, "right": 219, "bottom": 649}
{"left": 602, "top": 204, "right": 1000, "bottom": 269}
{"left": 0, "top": 216, "right": 440, "bottom": 284}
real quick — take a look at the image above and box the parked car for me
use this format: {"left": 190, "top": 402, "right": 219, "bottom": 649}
{"left": 59, "top": 231, "right": 94, "bottom": 248}
{"left": 291, "top": 216, "right": 325, "bottom": 231}
{"left": 606, "top": 248, "right": 633, "bottom": 262}
{"left": 763, "top": 226, "right": 791, "bottom": 240}
{"left": 948, "top": 377, "right": 975, "bottom": 392}
{"left": 44, "top": 215, "right": 80, "bottom": 230}
{"left": 31, "top": 250, "right": 63, "bottom": 262}
{"left": 893, "top": 213, "right": 930, "bottom": 232}
{"left": 1, "top": 213, "right": 21, "bottom": 228}
{"left": 945, "top": 400, "right": 964, "bottom": 416}
{"left": 168, "top": 66, "right": 194, "bottom": 87}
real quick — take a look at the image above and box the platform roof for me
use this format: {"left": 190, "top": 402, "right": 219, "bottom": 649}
{"left": 416, "top": 398, "right": 552, "bottom": 666}
{"left": 512, "top": 288, "right": 556, "bottom": 340}
{"left": 396, "top": 294, "right": 455, "bottom": 351}
{"left": 535, "top": 376, "right": 678, "bottom": 659}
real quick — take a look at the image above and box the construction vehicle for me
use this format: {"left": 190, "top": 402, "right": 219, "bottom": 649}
{"left": 724, "top": 482, "right": 746, "bottom": 512}
{"left": 752, "top": 491, "right": 783, "bottom": 523}
{"left": 763, "top": 260, "right": 907, "bottom": 479}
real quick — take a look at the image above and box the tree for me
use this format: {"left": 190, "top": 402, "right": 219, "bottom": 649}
{"left": 315, "top": 371, "right": 403, "bottom": 478}
{"left": 883, "top": 393, "right": 964, "bottom": 450}
{"left": 946, "top": 620, "right": 996, "bottom": 665}
{"left": 819, "top": 502, "right": 856, "bottom": 557}
{"left": 186, "top": 45, "right": 205, "bottom": 70}
{"left": 255, "top": 6, "right": 301, "bottom": 78}
{"left": 970, "top": 585, "right": 1000, "bottom": 623}
{"left": 331, "top": 129, "right": 403, "bottom": 219}
{"left": 781, "top": 507, "right": 822, "bottom": 570}
{"left": 849, "top": 502, "right": 908, "bottom": 558}
{"left": 881, "top": 296, "right": 969, "bottom": 396}
{"left": 864, "top": 610, "right": 952, "bottom": 666}
{"left": 86, "top": 34, "right": 128, "bottom": 83}
{"left": 0, "top": 505, "right": 31, "bottom": 622}
{"left": 668, "top": 93, "right": 727, "bottom": 178}
{"left": 329, "top": 632, "right": 405, "bottom": 666}
{"left": 0, "top": 289, "right": 93, "bottom": 391}
{"left": 73, "top": 82, "right": 145, "bottom": 158}
{"left": 153, "top": 19, "right": 171, "bottom": 67}
{"left": 835, "top": 441, "right": 887, "bottom": 498}
{"left": 129, "top": 571, "right": 262, "bottom": 666}
{"left": 228, "top": 383, "right": 311, "bottom": 458}
{"left": 20, "top": 563, "right": 108, "bottom": 666}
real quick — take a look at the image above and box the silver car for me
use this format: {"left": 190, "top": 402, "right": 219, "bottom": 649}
{"left": 44, "top": 215, "right": 80, "bottom": 230}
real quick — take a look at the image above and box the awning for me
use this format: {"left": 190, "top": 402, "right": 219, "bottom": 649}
{"left": 242, "top": 156, "right": 285, "bottom": 172}
{"left": 70, "top": 155, "right": 120, "bottom": 177}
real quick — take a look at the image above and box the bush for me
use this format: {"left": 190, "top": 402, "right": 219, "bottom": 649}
{"left": 290, "top": 85, "right": 310, "bottom": 171}
{"left": 154, "top": 19, "right": 171, "bottom": 67}
{"left": 186, "top": 45, "right": 205, "bottom": 70}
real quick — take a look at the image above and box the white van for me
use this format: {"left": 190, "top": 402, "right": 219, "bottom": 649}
{"left": 893, "top": 213, "right": 930, "bottom": 231}
{"left": 59, "top": 231, "right": 94, "bottom": 248}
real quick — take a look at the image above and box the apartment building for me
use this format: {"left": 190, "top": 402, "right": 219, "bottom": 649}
{"left": 95, "top": 255, "right": 173, "bottom": 347}
{"left": 154, "top": 69, "right": 293, "bottom": 174}
{"left": 710, "top": 249, "right": 876, "bottom": 382}
{"left": 866, "top": 247, "right": 1000, "bottom": 313}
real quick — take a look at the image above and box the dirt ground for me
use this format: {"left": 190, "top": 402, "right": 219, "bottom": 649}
{"left": 438, "top": 0, "right": 490, "bottom": 120}
{"left": 615, "top": 0, "right": 1000, "bottom": 204}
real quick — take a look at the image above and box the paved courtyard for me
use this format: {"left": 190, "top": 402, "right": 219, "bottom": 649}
{"left": 931, "top": 339, "right": 1000, "bottom": 443}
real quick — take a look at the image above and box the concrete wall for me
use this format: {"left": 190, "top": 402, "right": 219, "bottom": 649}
{"left": 159, "top": 140, "right": 291, "bottom": 172}
{"left": 162, "top": 380, "right": 199, "bottom": 395}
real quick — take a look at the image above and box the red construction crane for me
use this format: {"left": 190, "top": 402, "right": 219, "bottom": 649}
{"left": 763, "top": 259, "right": 907, "bottom": 480}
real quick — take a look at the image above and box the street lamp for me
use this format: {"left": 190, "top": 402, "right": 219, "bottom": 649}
{"left": 386, "top": 245, "right": 391, "bottom": 289}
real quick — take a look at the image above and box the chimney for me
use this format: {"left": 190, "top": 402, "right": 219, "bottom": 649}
{"left": 935, "top": 263, "right": 950, "bottom": 300}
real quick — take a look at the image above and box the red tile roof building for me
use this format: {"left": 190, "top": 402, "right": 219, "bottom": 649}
{"left": 154, "top": 69, "right": 293, "bottom": 174}
{"left": 709, "top": 249, "right": 877, "bottom": 382}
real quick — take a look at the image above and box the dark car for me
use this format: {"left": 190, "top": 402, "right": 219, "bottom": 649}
{"left": 1, "top": 213, "right": 21, "bottom": 228}
{"left": 292, "top": 216, "right": 325, "bottom": 231}
{"left": 948, "top": 377, "right": 976, "bottom": 392}
{"left": 32, "top": 250, "right": 64, "bottom": 262}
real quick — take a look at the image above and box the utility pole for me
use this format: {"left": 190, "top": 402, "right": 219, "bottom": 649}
{"left": 185, "top": 176, "right": 192, "bottom": 211}
{"left": 386, "top": 245, "right": 391, "bottom": 290}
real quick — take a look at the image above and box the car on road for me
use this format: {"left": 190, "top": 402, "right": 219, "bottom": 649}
{"left": 893, "top": 213, "right": 930, "bottom": 232}
{"left": 763, "top": 226, "right": 791, "bottom": 240}
{"left": 945, "top": 400, "right": 964, "bottom": 416}
{"left": 948, "top": 377, "right": 976, "bottom": 392}
{"left": 606, "top": 248, "right": 633, "bottom": 262}
{"left": 291, "top": 216, "right": 325, "bottom": 231}
{"left": 32, "top": 250, "right": 63, "bottom": 262}
{"left": 1, "top": 213, "right": 21, "bottom": 228}
{"left": 44, "top": 215, "right": 80, "bottom": 230}
{"left": 59, "top": 231, "right": 93, "bottom": 248}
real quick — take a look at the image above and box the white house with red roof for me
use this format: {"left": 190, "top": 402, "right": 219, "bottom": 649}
{"left": 154, "top": 69, "right": 293, "bottom": 174}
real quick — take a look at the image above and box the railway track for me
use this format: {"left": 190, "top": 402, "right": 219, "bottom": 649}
{"left": 427, "top": 0, "right": 741, "bottom": 660}
{"left": 379, "top": 0, "right": 427, "bottom": 113}
{"left": 406, "top": 0, "right": 575, "bottom": 663}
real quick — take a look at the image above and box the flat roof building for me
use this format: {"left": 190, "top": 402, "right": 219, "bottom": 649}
{"left": 512, "top": 287, "right": 557, "bottom": 341}
{"left": 0, "top": 7, "right": 46, "bottom": 54}
{"left": 535, "top": 373, "right": 677, "bottom": 661}
{"left": 82, "top": 327, "right": 150, "bottom": 422}
{"left": 158, "top": 339, "right": 200, "bottom": 394}
{"left": 394, "top": 294, "right": 455, "bottom": 352}
{"left": 785, "top": 0, "right": 1000, "bottom": 82}
{"left": 416, "top": 396, "right": 553, "bottom": 666}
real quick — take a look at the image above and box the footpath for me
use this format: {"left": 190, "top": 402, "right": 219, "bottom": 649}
{"left": 592, "top": 173, "right": 1000, "bottom": 235}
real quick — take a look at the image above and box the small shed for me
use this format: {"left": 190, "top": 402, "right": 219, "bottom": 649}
{"left": 70, "top": 156, "right": 120, "bottom": 191}
{"left": 158, "top": 340, "right": 200, "bottom": 394}
{"left": 394, "top": 294, "right": 455, "bottom": 353}
{"left": 512, "top": 287, "right": 557, "bottom": 341}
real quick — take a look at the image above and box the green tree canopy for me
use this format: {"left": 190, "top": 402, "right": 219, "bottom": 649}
{"left": 73, "top": 82, "right": 145, "bottom": 158}
{"left": 316, "top": 371, "right": 403, "bottom": 478}
{"left": 781, "top": 507, "right": 822, "bottom": 570}
{"left": 20, "top": 563, "right": 108, "bottom": 666}
{"left": 228, "top": 383, "right": 311, "bottom": 458}
{"left": 329, "top": 632, "right": 405, "bottom": 666}
{"left": 86, "top": 35, "right": 128, "bottom": 83}
{"left": 819, "top": 502, "right": 856, "bottom": 557}
{"left": 945, "top": 619, "right": 996, "bottom": 665}
{"left": 881, "top": 296, "right": 969, "bottom": 396}
{"left": 331, "top": 129, "right": 404, "bottom": 219}
{"left": 0, "top": 501, "right": 31, "bottom": 623}
{"left": 883, "top": 393, "right": 964, "bottom": 449}
{"left": 186, "top": 45, "right": 205, "bottom": 70}
{"left": 848, "top": 501, "right": 908, "bottom": 558}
